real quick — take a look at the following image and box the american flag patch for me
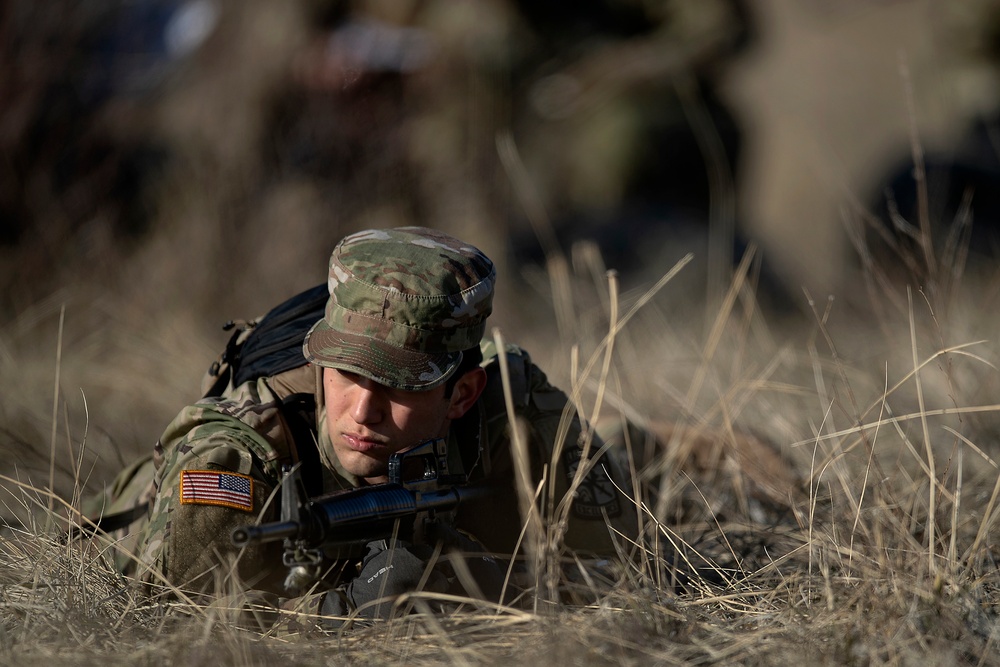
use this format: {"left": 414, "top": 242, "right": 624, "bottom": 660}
{"left": 180, "top": 470, "right": 254, "bottom": 512}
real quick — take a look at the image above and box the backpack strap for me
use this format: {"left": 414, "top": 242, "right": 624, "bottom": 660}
{"left": 201, "top": 322, "right": 250, "bottom": 397}
{"left": 279, "top": 392, "right": 323, "bottom": 496}
{"left": 232, "top": 283, "right": 329, "bottom": 388}
{"left": 479, "top": 341, "right": 531, "bottom": 418}
{"left": 202, "top": 283, "right": 329, "bottom": 397}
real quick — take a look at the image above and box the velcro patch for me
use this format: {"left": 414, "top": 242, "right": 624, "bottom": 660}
{"left": 180, "top": 470, "right": 254, "bottom": 512}
{"left": 563, "top": 448, "right": 622, "bottom": 519}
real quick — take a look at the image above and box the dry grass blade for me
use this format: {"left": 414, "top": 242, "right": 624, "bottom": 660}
{"left": 790, "top": 402, "right": 1000, "bottom": 454}
{"left": 46, "top": 305, "right": 65, "bottom": 518}
{"left": 907, "top": 287, "right": 938, "bottom": 576}
{"left": 491, "top": 327, "right": 546, "bottom": 605}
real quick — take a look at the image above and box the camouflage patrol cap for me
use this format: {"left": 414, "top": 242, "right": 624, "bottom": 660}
{"left": 303, "top": 227, "right": 495, "bottom": 390}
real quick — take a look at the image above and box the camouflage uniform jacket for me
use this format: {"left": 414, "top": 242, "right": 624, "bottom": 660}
{"left": 128, "top": 340, "right": 636, "bottom": 600}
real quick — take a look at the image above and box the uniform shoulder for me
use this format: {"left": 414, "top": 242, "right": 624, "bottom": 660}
{"left": 477, "top": 338, "right": 567, "bottom": 416}
{"left": 479, "top": 338, "right": 531, "bottom": 365}
{"left": 158, "top": 379, "right": 299, "bottom": 480}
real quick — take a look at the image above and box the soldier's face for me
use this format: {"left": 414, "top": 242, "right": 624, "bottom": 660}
{"left": 322, "top": 367, "right": 456, "bottom": 484}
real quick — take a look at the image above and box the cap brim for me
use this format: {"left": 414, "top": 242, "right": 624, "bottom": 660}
{"left": 303, "top": 318, "right": 461, "bottom": 391}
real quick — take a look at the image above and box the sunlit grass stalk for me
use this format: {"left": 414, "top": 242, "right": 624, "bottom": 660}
{"left": 46, "top": 304, "right": 65, "bottom": 518}
{"left": 908, "top": 287, "right": 937, "bottom": 576}
{"left": 491, "top": 327, "right": 546, "bottom": 609}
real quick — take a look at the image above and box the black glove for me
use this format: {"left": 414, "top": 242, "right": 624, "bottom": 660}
{"left": 322, "top": 538, "right": 449, "bottom": 620}
{"left": 423, "top": 521, "right": 507, "bottom": 603}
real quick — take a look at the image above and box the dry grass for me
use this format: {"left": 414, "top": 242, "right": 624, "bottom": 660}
{"left": 3, "top": 220, "right": 1000, "bottom": 665}
{"left": 2, "top": 3, "right": 999, "bottom": 664}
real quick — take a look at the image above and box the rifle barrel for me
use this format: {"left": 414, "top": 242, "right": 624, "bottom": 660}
{"left": 231, "top": 484, "right": 491, "bottom": 548}
{"left": 231, "top": 520, "right": 300, "bottom": 547}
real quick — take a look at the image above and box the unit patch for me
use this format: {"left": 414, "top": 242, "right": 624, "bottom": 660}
{"left": 563, "top": 447, "right": 622, "bottom": 519}
{"left": 179, "top": 470, "right": 254, "bottom": 511}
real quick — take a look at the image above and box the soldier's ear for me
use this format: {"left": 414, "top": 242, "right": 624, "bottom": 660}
{"left": 446, "top": 367, "right": 487, "bottom": 419}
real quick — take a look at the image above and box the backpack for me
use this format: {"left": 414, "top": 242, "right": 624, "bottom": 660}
{"left": 200, "top": 283, "right": 329, "bottom": 397}
{"left": 78, "top": 284, "right": 331, "bottom": 545}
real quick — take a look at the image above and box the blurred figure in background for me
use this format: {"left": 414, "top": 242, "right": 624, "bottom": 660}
{"left": 0, "top": 0, "right": 220, "bottom": 312}
{"left": 862, "top": 1, "right": 1000, "bottom": 289}
{"left": 270, "top": 0, "right": 762, "bottom": 298}
{"left": 0, "top": 0, "right": 763, "bottom": 312}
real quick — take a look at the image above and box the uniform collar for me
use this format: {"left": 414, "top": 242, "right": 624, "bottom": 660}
{"left": 314, "top": 399, "right": 487, "bottom": 491}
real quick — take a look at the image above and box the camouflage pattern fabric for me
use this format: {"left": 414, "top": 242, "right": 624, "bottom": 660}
{"left": 80, "top": 451, "right": 157, "bottom": 574}
{"left": 133, "top": 363, "right": 319, "bottom": 595}
{"left": 103, "top": 340, "right": 635, "bottom": 614}
{"left": 303, "top": 226, "right": 495, "bottom": 391}
{"left": 456, "top": 339, "right": 636, "bottom": 559}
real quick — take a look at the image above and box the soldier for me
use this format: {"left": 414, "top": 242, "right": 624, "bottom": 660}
{"left": 99, "top": 226, "right": 637, "bottom": 623}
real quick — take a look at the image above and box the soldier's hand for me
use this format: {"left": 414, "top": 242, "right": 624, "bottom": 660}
{"left": 330, "top": 538, "right": 449, "bottom": 620}
{"left": 423, "top": 521, "right": 506, "bottom": 603}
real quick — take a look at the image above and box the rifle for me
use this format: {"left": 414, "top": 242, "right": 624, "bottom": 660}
{"left": 231, "top": 438, "right": 486, "bottom": 594}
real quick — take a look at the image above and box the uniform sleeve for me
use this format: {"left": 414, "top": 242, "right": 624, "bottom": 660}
{"left": 135, "top": 404, "right": 288, "bottom": 596}
{"left": 473, "top": 344, "right": 638, "bottom": 558}
{"left": 520, "top": 359, "right": 638, "bottom": 556}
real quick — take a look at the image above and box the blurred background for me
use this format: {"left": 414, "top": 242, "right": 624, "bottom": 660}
{"left": 4, "top": 0, "right": 1000, "bottom": 504}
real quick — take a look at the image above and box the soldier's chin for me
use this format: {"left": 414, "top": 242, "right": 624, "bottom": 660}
{"left": 340, "top": 450, "right": 389, "bottom": 481}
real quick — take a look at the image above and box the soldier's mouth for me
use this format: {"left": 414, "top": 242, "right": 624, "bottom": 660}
{"left": 342, "top": 433, "right": 389, "bottom": 453}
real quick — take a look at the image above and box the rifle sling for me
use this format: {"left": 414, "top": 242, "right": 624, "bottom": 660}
{"left": 67, "top": 501, "right": 150, "bottom": 542}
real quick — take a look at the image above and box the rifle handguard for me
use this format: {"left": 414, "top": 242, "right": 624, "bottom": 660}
{"left": 230, "top": 438, "right": 485, "bottom": 550}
